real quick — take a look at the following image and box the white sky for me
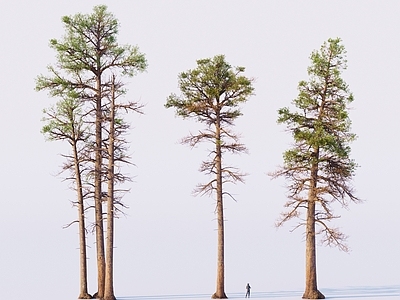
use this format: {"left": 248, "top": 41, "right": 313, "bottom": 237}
{"left": 0, "top": 1, "right": 399, "bottom": 299}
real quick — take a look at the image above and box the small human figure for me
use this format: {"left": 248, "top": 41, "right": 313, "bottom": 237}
{"left": 245, "top": 283, "right": 251, "bottom": 298}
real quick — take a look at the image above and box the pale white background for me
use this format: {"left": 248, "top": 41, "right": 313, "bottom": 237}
{"left": 0, "top": 1, "right": 399, "bottom": 299}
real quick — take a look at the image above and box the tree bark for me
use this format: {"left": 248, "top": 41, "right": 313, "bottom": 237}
{"left": 73, "top": 141, "right": 92, "bottom": 299}
{"left": 104, "top": 76, "right": 116, "bottom": 300}
{"left": 303, "top": 161, "right": 324, "bottom": 299}
{"left": 212, "top": 114, "right": 228, "bottom": 299}
{"left": 94, "top": 74, "right": 105, "bottom": 299}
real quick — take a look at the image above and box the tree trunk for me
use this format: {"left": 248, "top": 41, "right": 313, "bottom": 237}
{"left": 94, "top": 75, "right": 105, "bottom": 299}
{"left": 104, "top": 76, "right": 116, "bottom": 300}
{"left": 104, "top": 176, "right": 116, "bottom": 300}
{"left": 212, "top": 115, "right": 228, "bottom": 299}
{"left": 73, "top": 141, "right": 92, "bottom": 300}
{"left": 303, "top": 162, "right": 324, "bottom": 299}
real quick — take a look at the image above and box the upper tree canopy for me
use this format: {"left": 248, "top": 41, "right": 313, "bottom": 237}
{"left": 279, "top": 38, "right": 355, "bottom": 152}
{"left": 36, "top": 5, "right": 147, "bottom": 97}
{"left": 166, "top": 55, "right": 254, "bottom": 197}
{"left": 272, "top": 38, "right": 360, "bottom": 251}
{"left": 166, "top": 55, "right": 254, "bottom": 126}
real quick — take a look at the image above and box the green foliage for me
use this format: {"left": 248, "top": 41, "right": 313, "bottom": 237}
{"left": 165, "top": 55, "right": 254, "bottom": 124}
{"left": 42, "top": 98, "right": 84, "bottom": 140}
{"left": 279, "top": 38, "right": 356, "bottom": 165}
{"left": 165, "top": 55, "right": 253, "bottom": 198}
{"left": 35, "top": 5, "right": 147, "bottom": 97}
{"left": 272, "top": 38, "right": 360, "bottom": 250}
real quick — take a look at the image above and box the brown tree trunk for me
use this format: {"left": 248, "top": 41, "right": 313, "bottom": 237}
{"left": 94, "top": 75, "right": 105, "bottom": 299}
{"left": 212, "top": 115, "right": 228, "bottom": 299}
{"left": 104, "top": 76, "right": 116, "bottom": 300}
{"left": 303, "top": 162, "right": 324, "bottom": 299}
{"left": 73, "top": 141, "right": 92, "bottom": 299}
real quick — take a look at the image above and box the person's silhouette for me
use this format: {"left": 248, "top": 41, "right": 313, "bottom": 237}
{"left": 245, "top": 283, "right": 251, "bottom": 298}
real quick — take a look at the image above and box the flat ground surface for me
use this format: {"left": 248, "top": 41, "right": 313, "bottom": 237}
{"left": 118, "top": 285, "right": 399, "bottom": 299}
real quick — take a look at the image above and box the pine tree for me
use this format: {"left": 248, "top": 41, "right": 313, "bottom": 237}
{"left": 166, "top": 55, "right": 254, "bottom": 299}
{"left": 42, "top": 98, "right": 92, "bottom": 299}
{"left": 270, "top": 38, "right": 361, "bottom": 299}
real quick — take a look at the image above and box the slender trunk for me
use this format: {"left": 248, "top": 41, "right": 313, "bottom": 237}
{"left": 94, "top": 74, "right": 105, "bottom": 299}
{"left": 73, "top": 141, "right": 92, "bottom": 299}
{"left": 212, "top": 114, "right": 227, "bottom": 299}
{"left": 303, "top": 160, "right": 324, "bottom": 299}
{"left": 104, "top": 76, "right": 116, "bottom": 300}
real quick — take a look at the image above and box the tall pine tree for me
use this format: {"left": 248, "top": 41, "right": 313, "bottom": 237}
{"left": 166, "top": 55, "right": 254, "bottom": 299}
{"left": 270, "top": 38, "right": 361, "bottom": 299}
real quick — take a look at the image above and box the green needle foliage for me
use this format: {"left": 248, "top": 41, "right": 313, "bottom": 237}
{"left": 36, "top": 5, "right": 147, "bottom": 97}
{"left": 166, "top": 55, "right": 254, "bottom": 299}
{"left": 271, "top": 38, "right": 361, "bottom": 299}
{"left": 42, "top": 98, "right": 88, "bottom": 143}
{"left": 166, "top": 54, "right": 254, "bottom": 198}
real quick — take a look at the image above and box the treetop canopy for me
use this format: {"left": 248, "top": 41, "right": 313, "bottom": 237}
{"left": 166, "top": 54, "right": 254, "bottom": 123}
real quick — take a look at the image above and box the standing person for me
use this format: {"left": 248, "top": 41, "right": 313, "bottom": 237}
{"left": 245, "top": 283, "right": 251, "bottom": 298}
